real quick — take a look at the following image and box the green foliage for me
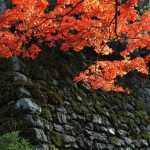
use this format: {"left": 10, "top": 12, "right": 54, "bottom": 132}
{"left": 0, "top": 131, "right": 33, "bottom": 150}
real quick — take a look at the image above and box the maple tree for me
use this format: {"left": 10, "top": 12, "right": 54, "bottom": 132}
{"left": 0, "top": 0, "right": 150, "bottom": 92}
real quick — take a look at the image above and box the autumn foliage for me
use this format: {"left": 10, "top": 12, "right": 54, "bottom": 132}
{"left": 0, "top": 0, "right": 150, "bottom": 92}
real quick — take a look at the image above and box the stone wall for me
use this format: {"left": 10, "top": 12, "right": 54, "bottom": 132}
{"left": 0, "top": 1, "right": 149, "bottom": 150}
{"left": 0, "top": 47, "right": 149, "bottom": 150}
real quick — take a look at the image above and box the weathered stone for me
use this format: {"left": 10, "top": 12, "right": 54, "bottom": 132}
{"left": 135, "top": 125, "right": 140, "bottom": 135}
{"left": 117, "top": 129, "right": 128, "bottom": 137}
{"left": 93, "top": 115, "right": 102, "bottom": 125}
{"left": 24, "top": 114, "right": 44, "bottom": 128}
{"left": 53, "top": 124, "right": 64, "bottom": 132}
{"left": 139, "top": 125, "right": 146, "bottom": 131}
{"left": 126, "top": 103, "right": 134, "bottom": 111}
{"left": 99, "top": 126, "right": 108, "bottom": 132}
{"left": 124, "top": 137, "right": 132, "bottom": 145}
{"left": 72, "top": 113, "right": 77, "bottom": 119}
{"left": 85, "top": 122, "right": 94, "bottom": 131}
{"left": 107, "top": 127, "right": 115, "bottom": 135}
{"left": 84, "top": 129, "right": 93, "bottom": 136}
{"left": 49, "top": 144, "right": 59, "bottom": 150}
{"left": 130, "top": 144, "right": 135, "bottom": 149}
{"left": 72, "top": 143, "right": 79, "bottom": 149}
{"left": 125, "top": 147, "right": 132, "bottom": 150}
{"left": 12, "top": 56, "right": 21, "bottom": 71}
{"left": 110, "top": 137, "right": 125, "bottom": 147}
{"left": 65, "top": 144, "right": 71, "bottom": 148}
{"left": 127, "top": 112, "right": 135, "bottom": 119}
{"left": 76, "top": 95, "right": 83, "bottom": 101}
{"left": 67, "top": 107, "right": 74, "bottom": 114}
{"left": 0, "top": 0, "right": 6, "bottom": 14}
{"left": 140, "top": 139, "right": 149, "bottom": 147}
{"left": 92, "top": 143, "right": 107, "bottom": 150}
{"left": 18, "top": 87, "right": 31, "bottom": 98}
{"left": 34, "top": 144, "right": 49, "bottom": 150}
{"left": 42, "top": 108, "right": 53, "bottom": 122}
{"left": 44, "top": 124, "right": 53, "bottom": 132}
{"left": 147, "top": 124, "right": 150, "bottom": 131}
{"left": 73, "top": 121, "right": 83, "bottom": 134}
{"left": 57, "top": 106, "right": 67, "bottom": 114}
{"left": 103, "top": 107, "right": 110, "bottom": 117}
{"left": 121, "top": 123, "right": 128, "bottom": 131}
{"left": 90, "top": 132, "right": 107, "bottom": 143}
{"left": 31, "top": 128, "right": 47, "bottom": 142}
{"left": 57, "top": 112, "right": 67, "bottom": 124}
{"left": 63, "top": 135, "right": 76, "bottom": 143}
{"left": 64, "top": 125, "right": 74, "bottom": 134}
{"left": 76, "top": 134, "right": 86, "bottom": 149}
{"left": 102, "top": 117, "right": 110, "bottom": 126}
{"left": 76, "top": 115, "right": 85, "bottom": 121}
{"left": 133, "top": 140, "right": 141, "bottom": 148}
{"left": 14, "top": 72, "right": 28, "bottom": 82}
{"left": 15, "top": 98, "right": 41, "bottom": 114}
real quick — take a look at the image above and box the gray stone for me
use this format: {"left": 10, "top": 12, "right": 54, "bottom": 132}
{"left": 117, "top": 129, "right": 128, "bottom": 137}
{"left": 12, "top": 56, "right": 21, "bottom": 71}
{"left": 76, "top": 115, "right": 85, "bottom": 121}
{"left": 141, "top": 139, "right": 149, "bottom": 147}
{"left": 63, "top": 135, "right": 76, "bottom": 143}
{"left": 110, "top": 138, "right": 125, "bottom": 147}
{"left": 49, "top": 144, "right": 59, "bottom": 150}
{"left": 72, "top": 143, "right": 79, "bottom": 149}
{"left": 15, "top": 98, "right": 41, "bottom": 114}
{"left": 133, "top": 140, "right": 141, "bottom": 148}
{"left": 127, "top": 112, "right": 135, "bottom": 119}
{"left": 121, "top": 123, "right": 128, "bottom": 131}
{"left": 33, "top": 128, "right": 47, "bottom": 142}
{"left": 76, "top": 134, "right": 86, "bottom": 149}
{"left": 85, "top": 123, "right": 94, "bottom": 131}
{"left": 126, "top": 103, "right": 134, "bottom": 111}
{"left": 125, "top": 147, "right": 132, "bottom": 150}
{"left": 107, "top": 127, "right": 115, "bottom": 135}
{"left": 135, "top": 125, "right": 140, "bottom": 135}
{"left": 103, "top": 107, "right": 110, "bottom": 117}
{"left": 130, "top": 144, "right": 135, "bottom": 149}
{"left": 64, "top": 144, "right": 71, "bottom": 148}
{"left": 0, "top": 0, "right": 6, "bottom": 14}
{"left": 102, "top": 117, "right": 110, "bottom": 126}
{"left": 76, "top": 95, "right": 83, "bottom": 101}
{"left": 57, "top": 106, "right": 67, "bottom": 114}
{"left": 147, "top": 124, "right": 150, "bottom": 131}
{"left": 14, "top": 72, "right": 28, "bottom": 82}
{"left": 90, "top": 132, "right": 107, "bottom": 143}
{"left": 84, "top": 130, "right": 92, "bottom": 137}
{"left": 57, "top": 112, "right": 67, "bottom": 124}
{"left": 44, "top": 124, "right": 53, "bottom": 132}
{"left": 18, "top": 87, "right": 31, "bottom": 98}
{"left": 92, "top": 143, "right": 107, "bottom": 150}
{"left": 53, "top": 124, "right": 64, "bottom": 132}
{"left": 67, "top": 107, "right": 74, "bottom": 114}
{"left": 72, "top": 113, "right": 77, "bottom": 119}
{"left": 82, "top": 83, "right": 91, "bottom": 91}
{"left": 34, "top": 144, "right": 49, "bottom": 150}
{"left": 93, "top": 115, "right": 102, "bottom": 125}
{"left": 139, "top": 125, "right": 146, "bottom": 131}
{"left": 99, "top": 126, "right": 108, "bottom": 132}
{"left": 113, "top": 105, "right": 119, "bottom": 110}
{"left": 24, "top": 114, "right": 44, "bottom": 128}
{"left": 64, "top": 125, "right": 74, "bottom": 134}
{"left": 13, "top": 61, "right": 20, "bottom": 71}
{"left": 124, "top": 137, "right": 132, "bottom": 145}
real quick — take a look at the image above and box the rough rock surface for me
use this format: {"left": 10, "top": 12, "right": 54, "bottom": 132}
{"left": 0, "top": 1, "right": 150, "bottom": 150}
